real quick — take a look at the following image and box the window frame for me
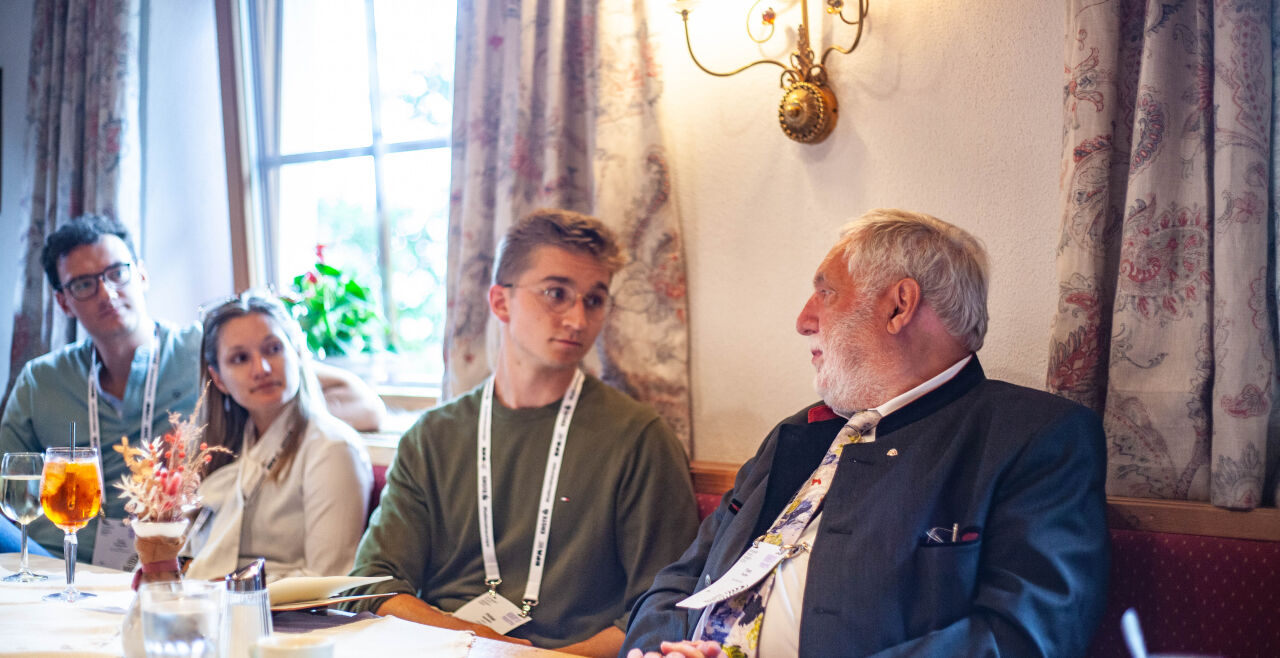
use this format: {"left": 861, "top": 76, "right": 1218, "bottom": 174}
{"left": 214, "top": 0, "right": 451, "bottom": 387}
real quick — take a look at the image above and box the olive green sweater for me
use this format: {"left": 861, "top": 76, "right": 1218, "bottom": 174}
{"left": 344, "top": 375, "right": 698, "bottom": 648}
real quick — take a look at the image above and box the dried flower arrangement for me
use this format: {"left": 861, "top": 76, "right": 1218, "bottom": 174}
{"left": 113, "top": 405, "right": 230, "bottom": 523}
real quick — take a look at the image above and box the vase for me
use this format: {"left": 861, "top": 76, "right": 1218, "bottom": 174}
{"left": 121, "top": 518, "right": 189, "bottom": 658}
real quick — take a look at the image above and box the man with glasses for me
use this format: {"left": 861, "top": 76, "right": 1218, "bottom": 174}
{"left": 344, "top": 209, "right": 698, "bottom": 658}
{"left": 0, "top": 214, "right": 384, "bottom": 562}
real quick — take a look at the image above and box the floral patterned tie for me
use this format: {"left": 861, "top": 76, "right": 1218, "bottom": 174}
{"left": 699, "top": 409, "right": 883, "bottom": 658}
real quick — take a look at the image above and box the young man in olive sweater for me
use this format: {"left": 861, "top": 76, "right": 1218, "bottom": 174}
{"left": 345, "top": 209, "right": 698, "bottom": 657}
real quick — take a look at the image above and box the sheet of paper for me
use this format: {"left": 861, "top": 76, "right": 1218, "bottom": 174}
{"left": 92, "top": 517, "right": 138, "bottom": 570}
{"left": 302, "top": 615, "right": 475, "bottom": 657}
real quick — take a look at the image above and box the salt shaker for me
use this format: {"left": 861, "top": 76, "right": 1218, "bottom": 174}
{"left": 225, "top": 558, "right": 273, "bottom": 658}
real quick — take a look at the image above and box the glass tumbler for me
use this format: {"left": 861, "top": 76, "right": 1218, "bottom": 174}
{"left": 139, "top": 580, "right": 227, "bottom": 658}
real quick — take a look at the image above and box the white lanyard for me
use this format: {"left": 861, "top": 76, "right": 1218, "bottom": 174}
{"left": 476, "top": 369, "right": 584, "bottom": 616}
{"left": 87, "top": 327, "right": 162, "bottom": 453}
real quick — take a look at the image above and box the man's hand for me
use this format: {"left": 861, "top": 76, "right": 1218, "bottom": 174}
{"left": 556, "top": 626, "right": 623, "bottom": 658}
{"left": 626, "top": 640, "right": 722, "bottom": 658}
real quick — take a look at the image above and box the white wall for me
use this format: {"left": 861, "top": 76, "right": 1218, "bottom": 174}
{"left": 0, "top": 1, "right": 230, "bottom": 388}
{"left": 0, "top": 0, "right": 35, "bottom": 388}
{"left": 651, "top": 1, "right": 1066, "bottom": 461}
{"left": 140, "top": 0, "right": 233, "bottom": 323}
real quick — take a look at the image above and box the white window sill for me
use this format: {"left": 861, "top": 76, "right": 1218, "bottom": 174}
{"left": 362, "top": 385, "right": 440, "bottom": 467}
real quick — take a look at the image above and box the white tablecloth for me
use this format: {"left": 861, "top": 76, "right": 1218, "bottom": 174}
{"left": 0, "top": 554, "right": 474, "bottom": 657}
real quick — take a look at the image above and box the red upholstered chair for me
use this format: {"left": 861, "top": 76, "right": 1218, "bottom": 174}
{"left": 695, "top": 493, "right": 721, "bottom": 522}
{"left": 367, "top": 464, "right": 388, "bottom": 525}
{"left": 1088, "top": 529, "right": 1280, "bottom": 657}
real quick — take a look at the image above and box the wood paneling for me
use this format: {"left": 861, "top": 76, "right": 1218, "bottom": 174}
{"left": 690, "top": 461, "right": 738, "bottom": 498}
{"left": 1106, "top": 496, "right": 1280, "bottom": 542}
{"left": 690, "top": 461, "right": 1280, "bottom": 543}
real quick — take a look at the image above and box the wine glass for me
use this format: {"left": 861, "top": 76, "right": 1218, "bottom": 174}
{"left": 40, "top": 446, "right": 102, "bottom": 602}
{"left": 2, "top": 452, "right": 49, "bottom": 582}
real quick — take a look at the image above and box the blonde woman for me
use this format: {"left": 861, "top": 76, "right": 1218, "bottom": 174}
{"left": 186, "top": 291, "right": 372, "bottom": 581}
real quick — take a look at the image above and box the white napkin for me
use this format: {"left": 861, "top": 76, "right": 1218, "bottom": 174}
{"left": 0, "top": 601, "right": 123, "bottom": 656}
{"left": 0, "top": 568, "right": 131, "bottom": 604}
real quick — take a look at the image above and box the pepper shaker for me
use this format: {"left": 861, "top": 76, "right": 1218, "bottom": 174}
{"left": 225, "top": 558, "right": 272, "bottom": 658}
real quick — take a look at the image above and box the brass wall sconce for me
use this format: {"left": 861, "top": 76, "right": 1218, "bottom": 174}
{"left": 674, "top": 0, "right": 869, "bottom": 144}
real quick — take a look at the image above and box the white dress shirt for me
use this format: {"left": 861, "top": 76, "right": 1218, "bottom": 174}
{"left": 757, "top": 355, "right": 972, "bottom": 657}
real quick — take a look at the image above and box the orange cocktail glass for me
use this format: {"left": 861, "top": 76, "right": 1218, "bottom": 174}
{"left": 40, "top": 446, "right": 102, "bottom": 602}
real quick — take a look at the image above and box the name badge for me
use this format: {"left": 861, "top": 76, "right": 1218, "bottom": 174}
{"left": 677, "top": 542, "right": 787, "bottom": 609}
{"left": 453, "top": 591, "right": 532, "bottom": 636}
{"left": 92, "top": 517, "right": 138, "bottom": 571}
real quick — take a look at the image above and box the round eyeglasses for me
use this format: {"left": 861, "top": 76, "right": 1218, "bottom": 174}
{"left": 59, "top": 263, "right": 134, "bottom": 301}
{"left": 501, "top": 282, "right": 611, "bottom": 315}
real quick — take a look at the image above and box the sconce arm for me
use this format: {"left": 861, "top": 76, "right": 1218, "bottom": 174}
{"left": 832, "top": 0, "right": 870, "bottom": 27}
{"left": 820, "top": 0, "right": 868, "bottom": 66}
{"left": 746, "top": 0, "right": 776, "bottom": 43}
{"left": 681, "top": 10, "right": 787, "bottom": 78}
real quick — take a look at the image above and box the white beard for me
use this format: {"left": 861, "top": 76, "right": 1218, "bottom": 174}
{"left": 815, "top": 361, "right": 891, "bottom": 416}
{"left": 812, "top": 309, "right": 893, "bottom": 415}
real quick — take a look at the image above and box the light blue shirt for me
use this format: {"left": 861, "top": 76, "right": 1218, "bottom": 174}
{"left": 0, "top": 321, "right": 203, "bottom": 559}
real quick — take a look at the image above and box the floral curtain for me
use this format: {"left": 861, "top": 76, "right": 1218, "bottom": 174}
{"left": 1049, "top": 0, "right": 1276, "bottom": 508}
{"left": 444, "top": 0, "right": 692, "bottom": 449}
{"left": 6, "top": 0, "right": 141, "bottom": 399}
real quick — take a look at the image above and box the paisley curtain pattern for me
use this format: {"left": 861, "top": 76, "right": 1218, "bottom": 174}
{"left": 1049, "top": 0, "right": 1276, "bottom": 508}
{"left": 6, "top": 0, "right": 141, "bottom": 400}
{"left": 445, "top": 0, "right": 692, "bottom": 449}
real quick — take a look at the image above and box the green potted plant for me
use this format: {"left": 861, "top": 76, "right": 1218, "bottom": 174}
{"left": 281, "top": 245, "right": 388, "bottom": 360}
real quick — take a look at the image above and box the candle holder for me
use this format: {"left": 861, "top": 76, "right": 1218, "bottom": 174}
{"left": 674, "top": 0, "right": 870, "bottom": 144}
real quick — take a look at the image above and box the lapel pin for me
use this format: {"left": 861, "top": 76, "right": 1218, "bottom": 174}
{"left": 886, "top": 448, "right": 899, "bottom": 457}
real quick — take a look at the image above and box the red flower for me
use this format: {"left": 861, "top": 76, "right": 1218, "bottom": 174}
{"left": 315, "top": 244, "right": 327, "bottom": 263}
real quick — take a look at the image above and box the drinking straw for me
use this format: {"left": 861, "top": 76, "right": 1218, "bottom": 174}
{"left": 71, "top": 422, "right": 75, "bottom": 450}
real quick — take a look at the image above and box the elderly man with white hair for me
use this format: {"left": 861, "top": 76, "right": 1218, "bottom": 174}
{"left": 622, "top": 209, "right": 1109, "bottom": 658}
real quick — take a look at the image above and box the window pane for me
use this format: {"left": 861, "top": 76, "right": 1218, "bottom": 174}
{"left": 279, "top": 0, "right": 373, "bottom": 154}
{"left": 373, "top": 0, "right": 455, "bottom": 144}
{"left": 382, "top": 148, "right": 450, "bottom": 384}
{"left": 275, "top": 157, "right": 381, "bottom": 308}
{"left": 257, "top": 2, "right": 454, "bottom": 388}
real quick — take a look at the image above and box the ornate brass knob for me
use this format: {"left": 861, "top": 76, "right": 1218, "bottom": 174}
{"left": 777, "top": 80, "right": 838, "bottom": 144}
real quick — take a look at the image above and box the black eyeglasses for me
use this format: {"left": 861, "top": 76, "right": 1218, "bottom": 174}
{"left": 501, "top": 282, "right": 611, "bottom": 315}
{"left": 59, "top": 263, "right": 134, "bottom": 301}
